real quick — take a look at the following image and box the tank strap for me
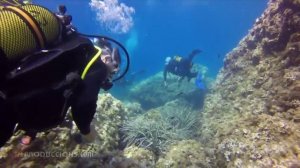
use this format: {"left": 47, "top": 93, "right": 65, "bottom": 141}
{"left": 4, "top": 5, "right": 46, "bottom": 49}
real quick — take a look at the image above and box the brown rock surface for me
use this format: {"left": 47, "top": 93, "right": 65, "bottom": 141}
{"left": 200, "top": 0, "right": 300, "bottom": 167}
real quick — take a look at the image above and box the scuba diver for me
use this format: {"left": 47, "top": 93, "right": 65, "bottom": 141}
{"left": 163, "top": 49, "right": 202, "bottom": 86}
{"left": 0, "top": 1, "right": 130, "bottom": 147}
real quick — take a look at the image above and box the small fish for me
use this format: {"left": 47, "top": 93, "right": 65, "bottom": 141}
{"left": 176, "top": 92, "right": 184, "bottom": 96}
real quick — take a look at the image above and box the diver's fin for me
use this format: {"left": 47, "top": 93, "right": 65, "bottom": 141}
{"left": 0, "top": 0, "right": 24, "bottom": 6}
{"left": 196, "top": 80, "right": 206, "bottom": 90}
{"left": 195, "top": 73, "right": 206, "bottom": 90}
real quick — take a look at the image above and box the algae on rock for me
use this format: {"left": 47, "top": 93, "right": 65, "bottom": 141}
{"left": 200, "top": 0, "right": 300, "bottom": 167}
{"left": 156, "top": 140, "right": 211, "bottom": 168}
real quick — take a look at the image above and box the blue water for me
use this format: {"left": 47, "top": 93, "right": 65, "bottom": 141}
{"left": 35, "top": 0, "right": 267, "bottom": 78}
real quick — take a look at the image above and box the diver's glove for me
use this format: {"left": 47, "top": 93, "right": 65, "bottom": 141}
{"left": 73, "top": 125, "right": 97, "bottom": 144}
{"left": 81, "top": 125, "right": 97, "bottom": 143}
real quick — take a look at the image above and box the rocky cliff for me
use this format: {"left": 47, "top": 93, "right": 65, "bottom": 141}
{"left": 200, "top": 0, "right": 300, "bottom": 167}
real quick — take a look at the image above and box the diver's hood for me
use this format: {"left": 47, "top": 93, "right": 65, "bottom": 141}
{"left": 80, "top": 34, "right": 130, "bottom": 82}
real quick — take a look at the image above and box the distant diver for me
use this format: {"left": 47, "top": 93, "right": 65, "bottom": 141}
{"left": 0, "top": 1, "right": 130, "bottom": 147}
{"left": 163, "top": 49, "right": 202, "bottom": 86}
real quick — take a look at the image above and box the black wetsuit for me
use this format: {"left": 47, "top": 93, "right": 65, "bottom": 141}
{"left": 0, "top": 34, "right": 109, "bottom": 147}
{"left": 163, "top": 53, "right": 198, "bottom": 82}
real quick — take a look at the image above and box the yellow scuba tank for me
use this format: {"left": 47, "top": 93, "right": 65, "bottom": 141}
{"left": 0, "top": 4, "right": 61, "bottom": 60}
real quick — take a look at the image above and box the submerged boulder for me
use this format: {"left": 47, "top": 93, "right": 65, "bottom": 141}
{"left": 156, "top": 140, "right": 211, "bottom": 168}
{"left": 123, "top": 145, "right": 156, "bottom": 167}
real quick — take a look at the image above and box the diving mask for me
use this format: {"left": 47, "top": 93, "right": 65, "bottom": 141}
{"left": 101, "top": 47, "right": 121, "bottom": 79}
{"left": 82, "top": 34, "right": 129, "bottom": 82}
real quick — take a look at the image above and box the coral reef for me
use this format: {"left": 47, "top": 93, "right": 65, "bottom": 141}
{"left": 200, "top": 0, "right": 300, "bottom": 167}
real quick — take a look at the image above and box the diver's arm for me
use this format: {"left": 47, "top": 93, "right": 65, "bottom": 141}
{"left": 187, "top": 49, "right": 202, "bottom": 61}
{"left": 71, "top": 64, "right": 107, "bottom": 135}
{"left": 71, "top": 100, "right": 97, "bottom": 134}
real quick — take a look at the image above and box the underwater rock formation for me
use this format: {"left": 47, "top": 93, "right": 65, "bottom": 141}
{"left": 129, "top": 64, "right": 209, "bottom": 110}
{"left": 156, "top": 140, "right": 210, "bottom": 168}
{"left": 0, "top": 93, "right": 127, "bottom": 168}
{"left": 123, "top": 145, "right": 156, "bottom": 167}
{"left": 200, "top": 0, "right": 300, "bottom": 167}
